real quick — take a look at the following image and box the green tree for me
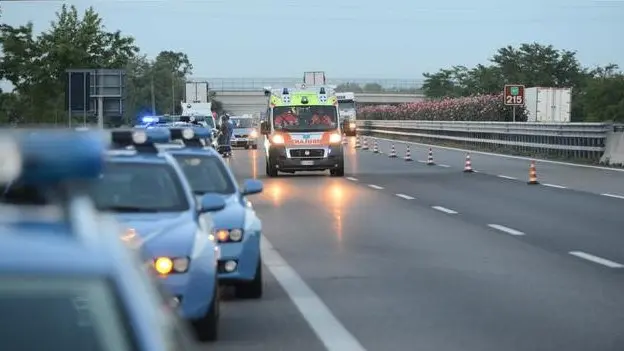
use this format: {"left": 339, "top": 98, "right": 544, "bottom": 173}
{"left": 0, "top": 4, "right": 138, "bottom": 124}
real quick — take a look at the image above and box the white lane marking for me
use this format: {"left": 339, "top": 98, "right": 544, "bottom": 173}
{"left": 346, "top": 177, "right": 358, "bottom": 181}
{"left": 542, "top": 183, "right": 566, "bottom": 189}
{"left": 568, "top": 251, "right": 624, "bottom": 268}
{"left": 395, "top": 193, "right": 415, "bottom": 200}
{"left": 438, "top": 164, "right": 450, "bottom": 168}
{"left": 417, "top": 160, "right": 426, "bottom": 163}
{"left": 432, "top": 206, "right": 458, "bottom": 214}
{"left": 261, "top": 237, "right": 367, "bottom": 350}
{"left": 601, "top": 193, "right": 624, "bottom": 200}
{"left": 497, "top": 175, "right": 517, "bottom": 180}
{"left": 368, "top": 184, "right": 384, "bottom": 190}
{"left": 487, "top": 224, "right": 525, "bottom": 236}
{"left": 372, "top": 136, "right": 624, "bottom": 172}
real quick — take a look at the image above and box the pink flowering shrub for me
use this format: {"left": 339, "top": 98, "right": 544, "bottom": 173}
{"left": 358, "top": 93, "right": 527, "bottom": 122}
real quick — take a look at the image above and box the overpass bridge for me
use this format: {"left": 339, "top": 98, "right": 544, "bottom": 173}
{"left": 213, "top": 90, "right": 426, "bottom": 115}
{"left": 197, "top": 77, "right": 426, "bottom": 115}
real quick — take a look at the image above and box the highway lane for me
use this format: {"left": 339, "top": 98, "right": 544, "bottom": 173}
{"left": 212, "top": 145, "right": 624, "bottom": 351}
{"left": 364, "top": 136, "right": 624, "bottom": 197}
{"left": 349, "top": 142, "right": 624, "bottom": 267}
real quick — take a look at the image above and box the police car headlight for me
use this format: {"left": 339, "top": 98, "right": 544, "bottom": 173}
{"left": 182, "top": 128, "right": 194, "bottom": 139}
{"left": 172, "top": 257, "right": 190, "bottom": 273}
{"left": 215, "top": 229, "right": 243, "bottom": 242}
{"left": 229, "top": 229, "right": 243, "bottom": 241}
{"left": 329, "top": 133, "right": 342, "bottom": 144}
{"left": 249, "top": 130, "right": 258, "bottom": 138}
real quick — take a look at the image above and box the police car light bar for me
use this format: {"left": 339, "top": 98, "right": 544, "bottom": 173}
{"left": 169, "top": 127, "right": 211, "bottom": 148}
{"left": 0, "top": 130, "right": 106, "bottom": 185}
{"left": 110, "top": 128, "right": 171, "bottom": 152}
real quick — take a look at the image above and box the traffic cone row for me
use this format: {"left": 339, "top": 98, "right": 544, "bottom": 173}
{"left": 528, "top": 160, "right": 539, "bottom": 184}
{"left": 342, "top": 136, "right": 348, "bottom": 145}
{"left": 426, "top": 148, "right": 435, "bottom": 165}
{"left": 372, "top": 140, "right": 379, "bottom": 153}
{"left": 404, "top": 145, "right": 412, "bottom": 161}
{"left": 463, "top": 153, "right": 473, "bottom": 173}
{"left": 388, "top": 143, "right": 397, "bottom": 158}
{"left": 362, "top": 137, "right": 369, "bottom": 150}
{"left": 354, "top": 136, "right": 361, "bottom": 148}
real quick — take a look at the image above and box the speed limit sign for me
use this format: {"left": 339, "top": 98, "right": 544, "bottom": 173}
{"left": 504, "top": 85, "right": 525, "bottom": 106}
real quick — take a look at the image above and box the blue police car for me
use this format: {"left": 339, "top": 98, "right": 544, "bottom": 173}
{"left": 0, "top": 130, "right": 199, "bottom": 351}
{"left": 162, "top": 127, "right": 265, "bottom": 298}
{"left": 89, "top": 128, "right": 225, "bottom": 341}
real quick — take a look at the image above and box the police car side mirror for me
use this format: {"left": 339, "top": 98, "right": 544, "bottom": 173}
{"left": 198, "top": 194, "right": 226, "bottom": 213}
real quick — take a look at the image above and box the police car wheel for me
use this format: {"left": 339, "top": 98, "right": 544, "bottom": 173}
{"left": 192, "top": 284, "right": 220, "bottom": 342}
{"left": 235, "top": 258, "right": 263, "bottom": 299}
{"left": 266, "top": 160, "right": 278, "bottom": 177}
{"left": 244, "top": 145, "right": 250, "bottom": 149}
{"left": 330, "top": 167, "right": 345, "bottom": 177}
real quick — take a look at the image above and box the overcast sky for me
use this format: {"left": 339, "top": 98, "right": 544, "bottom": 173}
{"left": 1, "top": 0, "right": 622, "bottom": 91}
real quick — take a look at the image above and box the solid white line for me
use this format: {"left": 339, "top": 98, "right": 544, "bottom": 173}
{"left": 601, "top": 193, "right": 624, "bottom": 200}
{"left": 432, "top": 206, "right": 458, "bottom": 214}
{"left": 346, "top": 177, "right": 358, "bottom": 181}
{"left": 542, "top": 183, "right": 566, "bottom": 189}
{"left": 438, "top": 164, "right": 450, "bottom": 168}
{"left": 487, "top": 224, "right": 525, "bottom": 236}
{"left": 497, "top": 175, "right": 517, "bottom": 180}
{"left": 261, "top": 237, "right": 367, "bottom": 350}
{"left": 395, "top": 193, "right": 415, "bottom": 200}
{"left": 417, "top": 160, "right": 426, "bottom": 163}
{"left": 372, "top": 136, "right": 624, "bottom": 173}
{"left": 568, "top": 251, "right": 624, "bottom": 268}
{"left": 368, "top": 184, "right": 384, "bottom": 190}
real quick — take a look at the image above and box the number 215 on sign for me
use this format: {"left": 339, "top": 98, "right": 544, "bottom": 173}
{"left": 506, "top": 95, "right": 523, "bottom": 104}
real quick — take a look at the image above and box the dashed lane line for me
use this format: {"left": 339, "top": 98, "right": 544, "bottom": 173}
{"left": 542, "top": 183, "right": 567, "bottom": 189}
{"left": 395, "top": 193, "right": 415, "bottom": 200}
{"left": 437, "top": 164, "right": 450, "bottom": 168}
{"left": 432, "top": 206, "right": 458, "bottom": 214}
{"left": 346, "top": 177, "right": 358, "bottom": 181}
{"left": 601, "top": 193, "right": 624, "bottom": 200}
{"left": 261, "top": 237, "right": 368, "bottom": 351}
{"left": 368, "top": 184, "right": 384, "bottom": 190}
{"left": 497, "top": 175, "right": 517, "bottom": 180}
{"left": 487, "top": 224, "right": 525, "bottom": 236}
{"left": 568, "top": 251, "right": 624, "bottom": 268}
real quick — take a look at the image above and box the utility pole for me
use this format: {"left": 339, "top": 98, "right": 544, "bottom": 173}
{"left": 171, "top": 71, "right": 176, "bottom": 114}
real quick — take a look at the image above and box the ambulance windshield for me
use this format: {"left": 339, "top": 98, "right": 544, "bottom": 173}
{"left": 272, "top": 106, "right": 337, "bottom": 132}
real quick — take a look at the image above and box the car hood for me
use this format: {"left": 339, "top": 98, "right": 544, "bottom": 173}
{"left": 195, "top": 193, "right": 246, "bottom": 229}
{"left": 114, "top": 212, "right": 197, "bottom": 257}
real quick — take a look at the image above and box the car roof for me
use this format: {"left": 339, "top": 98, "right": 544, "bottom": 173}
{"left": 0, "top": 232, "right": 114, "bottom": 276}
{"left": 164, "top": 145, "right": 221, "bottom": 157}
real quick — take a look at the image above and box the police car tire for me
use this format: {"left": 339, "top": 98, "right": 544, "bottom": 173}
{"left": 244, "top": 145, "right": 250, "bottom": 149}
{"left": 192, "top": 285, "right": 220, "bottom": 342}
{"left": 235, "top": 258, "right": 263, "bottom": 299}
{"left": 266, "top": 160, "right": 278, "bottom": 177}
{"left": 330, "top": 167, "right": 345, "bottom": 177}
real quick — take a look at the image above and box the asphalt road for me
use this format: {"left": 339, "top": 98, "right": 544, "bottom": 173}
{"left": 210, "top": 137, "right": 624, "bottom": 351}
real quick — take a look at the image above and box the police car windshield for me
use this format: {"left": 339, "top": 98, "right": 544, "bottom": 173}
{"left": 92, "top": 162, "right": 190, "bottom": 213}
{"left": 273, "top": 106, "right": 337, "bottom": 132}
{"left": 172, "top": 155, "right": 236, "bottom": 195}
{"left": 0, "top": 277, "right": 135, "bottom": 351}
{"left": 231, "top": 118, "right": 254, "bottom": 128}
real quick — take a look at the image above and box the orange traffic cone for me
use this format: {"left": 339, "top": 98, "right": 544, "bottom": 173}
{"left": 463, "top": 153, "right": 474, "bottom": 172}
{"left": 373, "top": 140, "right": 379, "bottom": 153}
{"left": 362, "top": 137, "right": 369, "bottom": 150}
{"left": 426, "top": 147, "right": 435, "bottom": 165}
{"left": 528, "top": 160, "right": 539, "bottom": 184}
{"left": 404, "top": 145, "right": 413, "bottom": 161}
{"left": 354, "top": 136, "right": 361, "bottom": 148}
{"left": 388, "top": 143, "right": 397, "bottom": 158}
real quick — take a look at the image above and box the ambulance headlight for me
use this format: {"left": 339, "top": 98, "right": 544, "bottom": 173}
{"left": 329, "top": 133, "right": 342, "bottom": 144}
{"left": 271, "top": 134, "right": 285, "bottom": 144}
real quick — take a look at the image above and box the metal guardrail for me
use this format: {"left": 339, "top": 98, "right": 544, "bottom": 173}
{"left": 357, "top": 120, "right": 616, "bottom": 161}
{"left": 197, "top": 78, "right": 424, "bottom": 93}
